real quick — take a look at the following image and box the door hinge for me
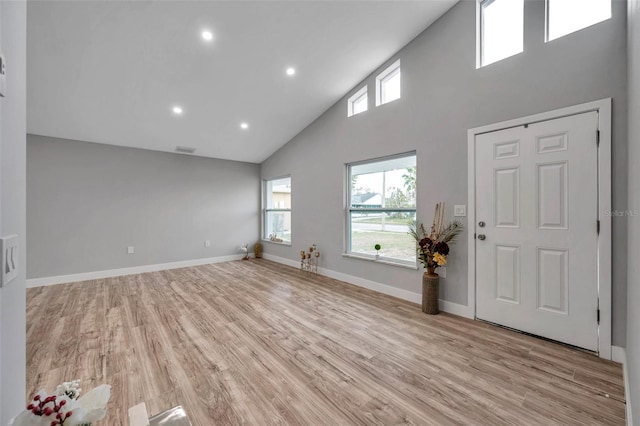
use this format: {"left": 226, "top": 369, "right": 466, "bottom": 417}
{"left": 597, "top": 308, "right": 600, "bottom": 324}
{"left": 474, "top": 233, "right": 477, "bottom": 240}
{"left": 597, "top": 220, "right": 601, "bottom": 235}
{"left": 597, "top": 130, "right": 600, "bottom": 147}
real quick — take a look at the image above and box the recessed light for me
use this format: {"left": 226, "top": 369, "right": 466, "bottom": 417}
{"left": 201, "top": 30, "right": 214, "bottom": 41}
{"left": 172, "top": 106, "right": 183, "bottom": 115}
{"left": 286, "top": 67, "right": 296, "bottom": 76}
{"left": 240, "top": 122, "right": 249, "bottom": 129}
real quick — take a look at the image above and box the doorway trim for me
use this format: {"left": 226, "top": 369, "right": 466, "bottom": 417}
{"left": 467, "top": 98, "right": 612, "bottom": 359}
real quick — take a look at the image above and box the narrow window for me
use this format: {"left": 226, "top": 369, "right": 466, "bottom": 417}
{"left": 375, "top": 60, "right": 401, "bottom": 106}
{"left": 348, "top": 86, "right": 368, "bottom": 117}
{"left": 263, "top": 176, "right": 291, "bottom": 244}
{"left": 479, "top": 0, "right": 524, "bottom": 67}
{"left": 346, "top": 153, "right": 416, "bottom": 265}
{"left": 546, "top": 0, "right": 611, "bottom": 42}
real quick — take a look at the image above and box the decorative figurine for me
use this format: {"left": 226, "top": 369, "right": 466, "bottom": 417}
{"left": 241, "top": 244, "right": 250, "bottom": 260}
{"left": 254, "top": 243, "right": 263, "bottom": 259}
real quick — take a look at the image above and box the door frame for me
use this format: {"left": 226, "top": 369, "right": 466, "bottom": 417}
{"left": 467, "top": 98, "right": 612, "bottom": 359}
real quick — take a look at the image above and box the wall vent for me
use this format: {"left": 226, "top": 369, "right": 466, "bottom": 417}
{"left": 175, "top": 146, "right": 196, "bottom": 154}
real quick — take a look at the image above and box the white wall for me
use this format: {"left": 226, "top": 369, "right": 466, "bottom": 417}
{"left": 261, "top": 0, "right": 629, "bottom": 345}
{"left": 0, "top": 0, "right": 3, "bottom": 412}
{"left": 27, "top": 135, "right": 260, "bottom": 279}
{"left": 627, "top": 0, "right": 639, "bottom": 422}
{"left": 0, "top": 0, "right": 27, "bottom": 423}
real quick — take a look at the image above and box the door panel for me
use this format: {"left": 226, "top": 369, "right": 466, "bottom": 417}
{"left": 536, "top": 133, "right": 568, "bottom": 154}
{"left": 496, "top": 245, "right": 520, "bottom": 304}
{"left": 536, "top": 247, "right": 569, "bottom": 314}
{"left": 475, "top": 112, "right": 599, "bottom": 351}
{"left": 494, "top": 168, "right": 520, "bottom": 227}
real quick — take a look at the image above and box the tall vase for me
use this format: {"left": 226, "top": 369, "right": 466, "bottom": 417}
{"left": 422, "top": 268, "right": 439, "bottom": 314}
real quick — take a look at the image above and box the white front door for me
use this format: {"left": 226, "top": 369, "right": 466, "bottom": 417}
{"left": 475, "top": 111, "right": 599, "bottom": 351}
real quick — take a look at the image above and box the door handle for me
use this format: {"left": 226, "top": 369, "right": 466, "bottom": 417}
{"left": 477, "top": 234, "right": 486, "bottom": 241}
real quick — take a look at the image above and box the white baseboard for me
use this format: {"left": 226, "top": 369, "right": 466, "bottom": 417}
{"left": 262, "top": 253, "right": 473, "bottom": 319}
{"left": 611, "top": 346, "right": 633, "bottom": 426}
{"left": 440, "top": 299, "right": 474, "bottom": 318}
{"left": 612, "top": 345, "right": 626, "bottom": 363}
{"left": 262, "top": 253, "right": 300, "bottom": 269}
{"left": 26, "top": 254, "right": 246, "bottom": 288}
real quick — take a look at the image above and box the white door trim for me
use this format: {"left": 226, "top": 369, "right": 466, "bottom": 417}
{"left": 467, "top": 98, "right": 612, "bottom": 359}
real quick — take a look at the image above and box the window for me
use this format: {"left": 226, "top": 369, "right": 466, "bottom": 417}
{"left": 546, "top": 0, "right": 611, "bottom": 42}
{"left": 479, "top": 0, "right": 524, "bottom": 67}
{"left": 263, "top": 176, "right": 291, "bottom": 244}
{"left": 346, "top": 153, "right": 416, "bottom": 265}
{"left": 375, "top": 60, "right": 401, "bottom": 106}
{"left": 348, "top": 86, "right": 368, "bottom": 117}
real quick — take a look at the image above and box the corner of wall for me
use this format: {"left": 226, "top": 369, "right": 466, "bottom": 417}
{"left": 626, "top": 0, "right": 640, "bottom": 424}
{"left": 0, "top": 0, "right": 27, "bottom": 423}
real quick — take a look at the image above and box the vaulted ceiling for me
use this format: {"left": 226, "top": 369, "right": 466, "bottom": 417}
{"left": 28, "top": 1, "right": 458, "bottom": 163}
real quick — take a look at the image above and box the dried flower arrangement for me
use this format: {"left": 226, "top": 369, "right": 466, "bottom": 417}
{"left": 409, "top": 202, "right": 463, "bottom": 273}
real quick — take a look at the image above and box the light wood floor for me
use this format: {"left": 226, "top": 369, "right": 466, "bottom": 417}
{"left": 27, "top": 260, "right": 625, "bottom": 425}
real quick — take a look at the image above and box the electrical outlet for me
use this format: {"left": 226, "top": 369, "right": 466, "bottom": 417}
{"left": 454, "top": 205, "right": 466, "bottom": 217}
{"left": 1, "top": 235, "right": 19, "bottom": 287}
{"left": 127, "top": 246, "right": 135, "bottom": 254}
{"left": 204, "top": 240, "right": 211, "bottom": 247}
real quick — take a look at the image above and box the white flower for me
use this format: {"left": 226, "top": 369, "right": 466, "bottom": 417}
{"left": 51, "top": 384, "right": 111, "bottom": 426}
{"left": 9, "top": 383, "right": 111, "bottom": 426}
{"left": 9, "top": 410, "right": 51, "bottom": 426}
{"left": 56, "top": 379, "right": 82, "bottom": 400}
{"left": 73, "top": 384, "right": 111, "bottom": 424}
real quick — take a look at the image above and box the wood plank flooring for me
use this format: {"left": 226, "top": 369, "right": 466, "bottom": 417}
{"left": 26, "top": 260, "right": 625, "bottom": 425}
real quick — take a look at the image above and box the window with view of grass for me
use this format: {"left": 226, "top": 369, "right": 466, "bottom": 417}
{"left": 263, "top": 176, "right": 291, "bottom": 244}
{"left": 346, "top": 153, "right": 417, "bottom": 265}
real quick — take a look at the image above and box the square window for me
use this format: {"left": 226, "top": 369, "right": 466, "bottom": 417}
{"left": 347, "top": 86, "right": 368, "bottom": 117}
{"left": 479, "top": 0, "right": 524, "bottom": 67}
{"left": 263, "top": 176, "right": 291, "bottom": 243}
{"left": 546, "top": 0, "right": 611, "bottom": 42}
{"left": 375, "top": 60, "right": 401, "bottom": 106}
{"left": 346, "top": 153, "right": 416, "bottom": 265}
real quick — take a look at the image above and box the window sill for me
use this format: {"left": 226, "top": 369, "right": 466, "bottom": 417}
{"left": 342, "top": 253, "right": 418, "bottom": 270}
{"left": 262, "top": 239, "right": 292, "bottom": 247}
{"left": 376, "top": 97, "right": 400, "bottom": 108}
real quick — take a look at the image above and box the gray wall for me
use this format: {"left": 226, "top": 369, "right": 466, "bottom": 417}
{"left": 627, "top": 0, "right": 639, "bottom": 421}
{"left": 27, "top": 135, "right": 260, "bottom": 279}
{"left": 261, "top": 0, "right": 628, "bottom": 345}
{"left": 0, "top": 0, "right": 27, "bottom": 423}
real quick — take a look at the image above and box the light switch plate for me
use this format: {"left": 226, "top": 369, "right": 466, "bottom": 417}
{"left": 454, "top": 205, "right": 467, "bottom": 217}
{"left": 0, "top": 53, "right": 6, "bottom": 97}
{"left": 127, "top": 246, "right": 135, "bottom": 254}
{"left": 1, "top": 234, "right": 19, "bottom": 287}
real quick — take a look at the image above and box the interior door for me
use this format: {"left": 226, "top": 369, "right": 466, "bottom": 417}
{"left": 475, "top": 111, "right": 599, "bottom": 351}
